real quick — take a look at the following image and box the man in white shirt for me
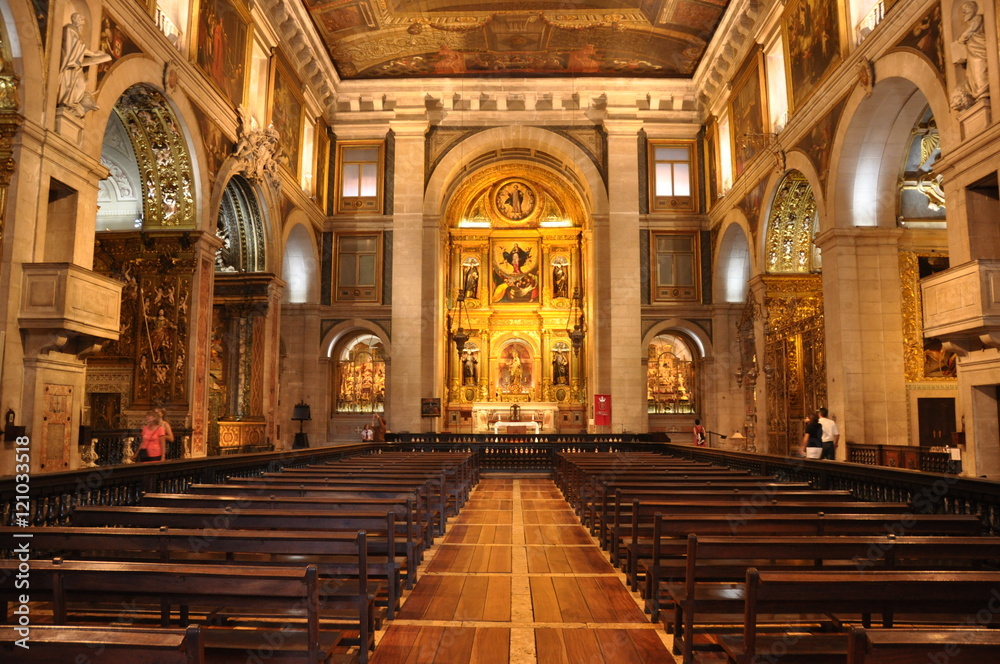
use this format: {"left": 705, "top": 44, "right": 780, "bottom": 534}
{"left": 818, "top": 408, "right": 840, "bottom": 460}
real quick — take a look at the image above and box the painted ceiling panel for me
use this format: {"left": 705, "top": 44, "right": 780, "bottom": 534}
{"left": 301, "top": 0, "right": 731, "bottom": 79}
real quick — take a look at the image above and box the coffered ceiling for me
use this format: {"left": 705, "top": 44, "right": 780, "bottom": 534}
{"left": 300, "top": 0, "right": 731, "bottom": 80}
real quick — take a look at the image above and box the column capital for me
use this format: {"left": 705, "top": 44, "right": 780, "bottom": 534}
{"left": 388, "top": 117, "right": 430, "bottom": 137}
{"left": 814, "top": 227, "right": 904, "bottom": 250}
{"left": 602, "top": 118, "right": 645, "bottom": 137}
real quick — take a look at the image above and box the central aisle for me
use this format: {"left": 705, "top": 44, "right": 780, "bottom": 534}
{"left": 370, "top": 478, "right": 675, "bottom": 663}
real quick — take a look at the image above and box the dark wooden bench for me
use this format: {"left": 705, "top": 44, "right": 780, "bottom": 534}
{"left": 70, "top": 505, "right": 404, "bottom": 623}
{"left": 590, "top": 486, "right": 856, "bottom": 543}
{"left": 0, "top": 525, "right": 376, "bottom": 657}
{"left": 190, "top": 483, "right": 434, "bottom": 551}
{"left": 240, "top": 475, "right": 451, "bottom": 536}
{"left": 609, "top": 498, "right": 911, "bottom": 564}
{"left": 847, "top": 626, "right": 1000, "bottom": 663}
{"left": 0, "top": 559, "right": 349, "bottom": 664}
{"left": 0, "top": 624, "right": 204, "bottom": 663}
{"left": 662, "top": 533, "right": 1000, "bottom": 663}
{"left": 140, "top": 492, "right": 422, "bottom": 588}
{"left": 718, "top": 568, "right": 1000, "bottom": 664}
{"left": 624, "top": 511, "right": 984, "bottom": 596}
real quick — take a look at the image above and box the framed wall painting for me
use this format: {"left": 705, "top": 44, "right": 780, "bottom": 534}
{"left": 269, "top": 52, "right": 304, "bottom": 177}
{"left": 195, "top": 0, "right": 251, "bottom": 107}
{"left": 781, "top": 0, "right": 846, "bottom": 112}
{"left": 729, "top": 47, "right": 766, "bottom": 179}
{"left": 491, "top": 239, "right": 540, "bottom": 305}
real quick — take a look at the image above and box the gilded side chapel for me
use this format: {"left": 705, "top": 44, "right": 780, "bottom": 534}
{"left": 0, "top": 0, "right": 999, "bottom": 476}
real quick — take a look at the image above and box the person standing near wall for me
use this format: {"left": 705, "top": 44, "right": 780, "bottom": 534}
{"left": 818, "top": 407, "right": 840, "bottom": 460}
{"left": 134, "top": 411, "right": 166, "bottom": 462}
{"left": 372, "top": 413, "right": 386, "bottom": 443}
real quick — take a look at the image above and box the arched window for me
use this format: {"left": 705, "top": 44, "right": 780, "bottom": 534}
{"left": 647, "top": 333, "right": 696, "bottom": 414}
{"left": 335, "top": 334, "right": 385, "bottom": 413}
{"left": 764, "top": 171, "right": 820, "bottom": 274}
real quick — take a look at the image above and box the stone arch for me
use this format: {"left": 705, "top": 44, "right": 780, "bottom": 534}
{"left": 322, "top": 319, "right": 391, "bottom": 360}
{"left": 641, "top": 319, "right": 711, "bottom": 358}
{"left": 0, "top": 0, "right": 45, "bottom": 119}
{"left": 88, "top": 57, "right": 213, "bottom": 225}
{"left": 424, "top": 126, "right": 609, "bottom": 219}
{"left": 828, "top": 51, "right": 954, "bottom": 231}
{"left": 282, "top": 217, "right": 319, "bottom": 304}
{"left": 214, "top": 173, "right": 268, "bottom": 272}
{"left": 322, "top": 321, "right": 391, "bottom": 416}
{"left": 715, "top": 211, "right": 754, "bottom": 303}
{"left": 108, "top": 85, "right": 195, "bottom": 229}
{"left": 641, "top": 322, "right": 709, "bottom": 417}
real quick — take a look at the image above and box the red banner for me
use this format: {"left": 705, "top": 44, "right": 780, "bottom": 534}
{"left": 594, "top": 394, "right": 611, "bottom": 426}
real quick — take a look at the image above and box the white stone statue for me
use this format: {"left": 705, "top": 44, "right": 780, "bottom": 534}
{"left": 58, "top": 14, "right": 111, "bottom": 118}
{"left": 950, "top": 1, "right": 990, "bottom": 111}
{"left": 80, "top": 438, "right": 99, "bottom": 468}
{"left": 234, "top": 105, "right": 285, "bottom": 190}
{"left": 122, "top": 436, "right": 135, "bottom": 464}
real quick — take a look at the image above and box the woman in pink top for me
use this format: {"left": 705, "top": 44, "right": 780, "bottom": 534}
{"left": 134, "top": 411, "right": 165, "bottom": 462}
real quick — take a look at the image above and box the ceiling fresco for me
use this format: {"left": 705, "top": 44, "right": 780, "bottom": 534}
{"left": 301, "top": 0, "right": 731, "bottom": 79}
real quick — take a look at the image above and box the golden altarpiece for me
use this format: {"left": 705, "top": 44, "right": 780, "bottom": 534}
{"left": 444, "top": 164, "right": 587, "bottom": 433}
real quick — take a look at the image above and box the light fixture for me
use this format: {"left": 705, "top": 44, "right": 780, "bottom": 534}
{"left": 452, "top": 289, "right": 470, "bottom": 359}
{"left": 568, "top": 286, "right": 585, "bottom": 356}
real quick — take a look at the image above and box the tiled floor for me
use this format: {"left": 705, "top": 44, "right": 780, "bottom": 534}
{"left": 370, "top": 478, "right": 676, "bottom": 663}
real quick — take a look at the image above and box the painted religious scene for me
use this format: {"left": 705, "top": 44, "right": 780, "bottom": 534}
{"left": 303, "top": 3, "right": 731, "bottom": 79}
{"left": 444, "top": 164, "right": 588, "bottom": 433}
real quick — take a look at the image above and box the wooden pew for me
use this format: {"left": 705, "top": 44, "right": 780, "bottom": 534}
{"left": 663, "top": 533, "right": 1000, "bottom": 663}
{"left": 612, "top": 498, "right": 913, "bottom": 570}
{"left": 239, "top": 475, "right": 451, "bottom": 536}
{"left": 0, "top": 625, "right": 204, "bottom": 663}
{"left": 581, "top": 479, "right": 814, "bottom": 527}
{"left": 71, "top": 505, "right": 404, "bottom": 623}
{"left": 0, "top": 525, "right": 376, "bottom": 657}
{"left": 140, "top": 492, "right": 422, "bottom": 587}
{"left": 590, "top": 486, "right": 856, "bottom": 542}
{"left": 189, "top": 483, "right": 434, "bottom": 551}
{"left": 0, "top": 559, "right": 349, "bottom": 664}
{"left": 847, "top": 626, "right": 1000, "bottom": 664}
{"left": 623, "top": 511, "right": 984, "bottom": 596}
{"left": 718, "top": 568, "right": 1000, "bottom": 664}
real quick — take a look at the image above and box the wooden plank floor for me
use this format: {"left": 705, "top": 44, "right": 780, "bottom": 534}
{"left": 370, "top": 478, "right": 675, "bottom": 663}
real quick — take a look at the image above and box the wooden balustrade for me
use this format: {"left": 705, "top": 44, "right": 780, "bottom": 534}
{"left": 662, "top": 443, "right": 1000, "bottom": 535}
{"left": 7, "top": 436, "right": 1000, "bottom": 536}
{"left": 847, "top": 442, "right": 960, "bottom": 473}
{"left": 0, "top": 445, "right": 367, "bottom": 527}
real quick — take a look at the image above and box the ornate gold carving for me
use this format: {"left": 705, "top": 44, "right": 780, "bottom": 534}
{"left": 764, "top": 172, "right": 819, "bottom": 274}
{"left": 446, "top": 162, "right": 584, "bottom": 230}
{"left": 762, "top": 274, "right": 825, "bottom": 455}
{"left": 0, "top": 69, "right": 22, "bottom": 268}
{"left": 115, "top": 86, "right": 195, "bottom": 228}
{"left": 900, "top": 251, "right": 956, "bottom": 382}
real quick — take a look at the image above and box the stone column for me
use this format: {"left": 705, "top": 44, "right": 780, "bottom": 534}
{"left": 600, "top": 118, "right": 645, "bottom": 431}
{"left": 186, "top": 236, "right": 221, "bottom": 458}
{"left": 279, "top": 304, "right": 323, "bottom": 448}
{"left": 388, "top": 113, "right": 429, "bottom": 434}
{"left": 709, "top": 303, "right": 745, "bottom": 446}
{"left": 816, "top": 228, "right": 907, "bottom": 452}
